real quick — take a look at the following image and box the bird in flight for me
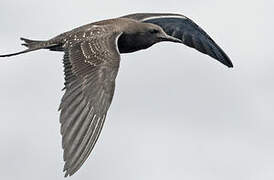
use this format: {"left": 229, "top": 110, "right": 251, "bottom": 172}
{"left": 0, "top": 13, "right": 233, "bottom": 177}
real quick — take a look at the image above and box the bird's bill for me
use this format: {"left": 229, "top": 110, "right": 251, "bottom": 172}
{"left": 160, "top": 35, "right": 182, "bottom": 43}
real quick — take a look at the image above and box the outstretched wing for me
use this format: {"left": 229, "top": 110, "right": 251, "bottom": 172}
{"left": 122, "top": 13, "right": 233, "bottom": 67}
{"left": 59, "top": 26, "right": 122, "bottom": 177}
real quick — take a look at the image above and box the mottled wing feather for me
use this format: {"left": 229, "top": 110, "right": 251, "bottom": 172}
{"left": 122, "top": 13, "right": 233, "bottom": 67}
{"left": 59, "top": 26, "right": 122, "bottom": 177}
{"left": 62, "top": 51, "right": 77, "bottom": 87}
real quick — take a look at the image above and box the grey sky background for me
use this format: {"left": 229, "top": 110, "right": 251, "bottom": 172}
{"left": 0, "top": 0, "right": 273, "bottom": 180}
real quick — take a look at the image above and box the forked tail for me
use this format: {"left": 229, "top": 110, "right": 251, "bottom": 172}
{"left": 0, "top": 37, "right": 59, "bottom": 57}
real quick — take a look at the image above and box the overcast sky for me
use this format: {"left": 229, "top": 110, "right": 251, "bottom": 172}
{"left": 0, "top": 0, "right": 273, "bottom": 180}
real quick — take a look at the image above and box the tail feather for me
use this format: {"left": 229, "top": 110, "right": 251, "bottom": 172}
{"left": 20, "top": 37, "right": 43, "bottom": 48}
{"left": 0, "top": 49, "right": 35, "bottom": 57}
{"left": 0, "top": 37, "right": 59, "bottom": 57}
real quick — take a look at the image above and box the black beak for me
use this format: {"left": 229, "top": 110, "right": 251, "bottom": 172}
{"left": 160, "top": 34, "right": 182, "bottom": 43}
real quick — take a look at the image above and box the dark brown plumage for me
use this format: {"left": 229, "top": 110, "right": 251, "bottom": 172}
{"left": 0, "top": 13, "right": 233, "bottom": 177}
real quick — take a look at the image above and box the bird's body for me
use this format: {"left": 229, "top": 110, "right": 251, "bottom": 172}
{"left": 0, "top": 13, "right": 233, "bottom": 177}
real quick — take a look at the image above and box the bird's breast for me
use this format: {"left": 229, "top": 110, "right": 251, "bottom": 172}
{"left": 117, "top": 33, "right": 154, "bottom": 53}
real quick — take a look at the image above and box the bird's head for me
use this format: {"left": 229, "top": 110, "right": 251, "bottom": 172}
{"left": 118, "top": 21, "right": 182, "bottom": 53}
{"left": 141, "top": 23, "right": 182, "bottom": 43}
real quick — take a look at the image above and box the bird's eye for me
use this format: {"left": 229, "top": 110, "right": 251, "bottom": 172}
{"left": 149, "top": 29, "right": 159, "bottom": 34}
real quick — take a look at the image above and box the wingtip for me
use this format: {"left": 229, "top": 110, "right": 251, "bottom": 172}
{"left": 224, "top": 59, "right": 233, "bottom": 68}
{"left": 63, "top": 168, "right": 75, "bottom": 178}
{"left": 64, "top": 171, "right": 69, "bottom": 178}
{"left": 217, "top": 48, "right": 233, "bottom": 68}
{"left": 63, "top": 161, "right": 76, "bottom": 177}
{"left": 63, "top": 166, "right": 70, "bottom": 177}
{"left": 224, "top": 57, "right": 234, "bottom": 68}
